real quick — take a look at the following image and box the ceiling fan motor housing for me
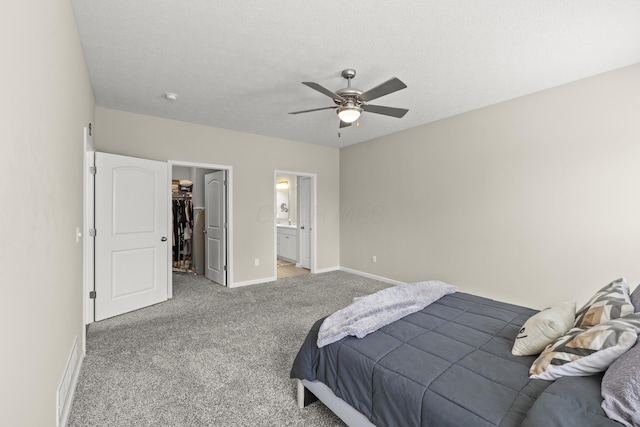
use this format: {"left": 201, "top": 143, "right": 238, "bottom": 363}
{"left": 335, "top": 69, "right": 363, "bottom": 106}
{"left": 334, "top": 89, "right": 362, "bottom": 106}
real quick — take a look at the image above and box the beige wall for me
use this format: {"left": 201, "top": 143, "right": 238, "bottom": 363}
{"left": 94, "top": 108, "right": 341, "bottom": 283}
{"left": 341, "top": 64, "right": 640, "bottom": 309}
{"left": 1, "top": 4, "right": 634, "bottom": 421}
{"left": 0, "top": 1, "right": 95, "bottom": 426}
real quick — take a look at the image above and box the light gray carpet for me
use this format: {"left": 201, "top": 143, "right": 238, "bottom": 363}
{"left": 68, "top": 271, "right": 392, "bottom": 426}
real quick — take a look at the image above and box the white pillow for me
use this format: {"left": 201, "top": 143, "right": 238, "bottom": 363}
{"left": 529, "top": 314, "right": 640, "bottom": 381}
{"left": 512, "top": 301, "right": 576, "bottom": 356}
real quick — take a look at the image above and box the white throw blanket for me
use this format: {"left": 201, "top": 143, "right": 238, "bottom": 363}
{"left": 317, "top": 280, "right": 458, "bottom": 348}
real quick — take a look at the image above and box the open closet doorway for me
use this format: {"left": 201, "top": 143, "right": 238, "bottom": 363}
{"left": 274, "top": 171, "right": 316, "bottom": 279}
{"left": 169, "top": 161, "right": 233, "bottom": 293}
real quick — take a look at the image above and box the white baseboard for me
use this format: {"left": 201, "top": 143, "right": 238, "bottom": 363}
{"left": 230, "top": 266, "right": 400, "bottom": 288}
{"left": 230, "top": 276, "right": 277, "bottom": 288}
{"left": 339, "top": 267, "right": 406, "bottom": 286}
{"left": 313, "top": 266, "right": 341, "bottom": 274}
{"left": 58, "top": 344, "right": 84, "bottom": 427}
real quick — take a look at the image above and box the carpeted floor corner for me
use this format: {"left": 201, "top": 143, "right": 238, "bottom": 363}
{"left": 67, "top": 271, "right": 392, "bottom": 426}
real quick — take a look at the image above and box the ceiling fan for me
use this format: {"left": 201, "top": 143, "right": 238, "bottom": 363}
{"left": 289, "top": 69, "right": 409, "bottom": 128}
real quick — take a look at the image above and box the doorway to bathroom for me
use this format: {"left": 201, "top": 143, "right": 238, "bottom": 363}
{"left": 274, "top": 171, "right": 316, "bottom": 279}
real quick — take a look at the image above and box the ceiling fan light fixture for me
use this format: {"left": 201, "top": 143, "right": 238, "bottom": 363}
{"left": 337, "top": 105, "right": 361, "bottom": 123}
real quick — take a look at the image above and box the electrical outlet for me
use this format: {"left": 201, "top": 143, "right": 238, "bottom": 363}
{"left": 254, "top": 258, "right": 260, "bottom": 266}
{"left": 372, "top": 255, "right": 377, "bottom": 263}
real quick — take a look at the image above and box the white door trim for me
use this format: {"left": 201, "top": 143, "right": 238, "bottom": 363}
{"left": 82, "top": 127, "right": 94, "bottom": 336}
{"left": 273, "top": 170, "right": 317, "bottom": 277}
{"left": 168, "top": 160, "right": 234, "bottom": 294}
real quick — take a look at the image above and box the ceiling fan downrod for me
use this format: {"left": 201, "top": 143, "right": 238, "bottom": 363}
{"left": 342, "top": 69, "right": 356, "bottom": 86}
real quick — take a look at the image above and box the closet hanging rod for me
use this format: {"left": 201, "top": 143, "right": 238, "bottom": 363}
{"left": 172, "top": 194, "right": 192, "bottom": 199}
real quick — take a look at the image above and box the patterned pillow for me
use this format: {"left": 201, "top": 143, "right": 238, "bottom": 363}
{"left": 529, "top": 314, "right": 640, "bottom": 380}
{"left": 512, "top": 301, "right": 576, "bottom": 356}
{"left": 601, "top": 339, "right": 640, "bottom": 427}
{"left": 574, "top": 278, "right": 634, "bottom": 328}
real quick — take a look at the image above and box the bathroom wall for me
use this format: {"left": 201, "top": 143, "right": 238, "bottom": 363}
{"left": 276, "top": 174, "right": 297, "bottom": 224}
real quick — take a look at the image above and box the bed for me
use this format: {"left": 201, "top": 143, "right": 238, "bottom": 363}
{"left": 291, "top": 281, "right": 640, "bottom": 427}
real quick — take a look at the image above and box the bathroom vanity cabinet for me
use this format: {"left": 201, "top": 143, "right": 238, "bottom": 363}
{"left": 277, "top": 226, "right": 297, "bottom": 262}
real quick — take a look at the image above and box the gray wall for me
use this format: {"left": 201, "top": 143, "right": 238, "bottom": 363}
{"left": 1, "top": 1, "right": 95, "bottom": 425}
{"left": 340, "top": 64, "right": 640, "bottom": 309}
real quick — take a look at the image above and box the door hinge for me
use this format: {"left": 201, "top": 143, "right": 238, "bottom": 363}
{"left": 89, "top": 166, "right": 97, "bottom": 175}
{"left": 223, "top": 265, "right": 227, "bottom": 271}
{"left": 224, "top": 222, "right": 228, "bottom": 229}
{"left": 89, "top": 228, "right": 97, "bottom": 237}
{"left": 89, "top": 291, "right": 97, "bottom": 299}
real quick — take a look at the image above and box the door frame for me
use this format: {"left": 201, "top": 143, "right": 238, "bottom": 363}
{"left": 82, "top": 127, "right": 94, "bottom": 337}
{"left": 273, "top": 170, "right": 317, "bottom": 276}
{"left": 168, "top": 160, "right": 234, "bottom": 296}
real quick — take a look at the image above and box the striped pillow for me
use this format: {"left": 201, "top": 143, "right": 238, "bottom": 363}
{"left": 529, "top": 314, "right": 640, "bottom": 380}
{"left": 574, "top": 278, "right": 634, "bottom": 328}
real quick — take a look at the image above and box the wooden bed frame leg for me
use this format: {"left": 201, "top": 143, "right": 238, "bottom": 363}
{"left": 297, "top": 379, "right": 318, "bottom": 408}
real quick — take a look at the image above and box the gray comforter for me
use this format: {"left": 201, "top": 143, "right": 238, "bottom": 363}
{"left": 291, "top": 292, "right": 621, "bottom": 427}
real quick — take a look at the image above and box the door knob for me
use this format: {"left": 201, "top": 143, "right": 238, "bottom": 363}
{"left": 161, "top": 237, "right": 167, "bottom": 242}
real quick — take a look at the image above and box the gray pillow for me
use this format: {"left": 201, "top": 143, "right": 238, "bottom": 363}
{"left": 601, "top": 339, "right": 640, "bottom": 426}
{"left": 630, "top": 284, "right": 640, "bottom": 313}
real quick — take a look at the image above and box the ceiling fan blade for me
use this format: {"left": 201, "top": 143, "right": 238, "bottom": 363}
{"left": 289, "top": 106, "right": 337, "bottom": 115}
{"left": 302, "top": 82, "right": 345, "bottom": 101}
{"left": 362, "top": 104, "right": 409, "bottom": 118}
{"left": 359, "top": 77, "right": 407, "bottom": 102}
{"left": 339, "top": 120, "right": 352, "bottom": 128}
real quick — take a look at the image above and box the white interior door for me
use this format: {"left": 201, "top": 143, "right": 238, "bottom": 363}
{"left": 299, "top": 177, "right": 311, "bottom": 269}
{"left": 95, "top": 152, "right": 168, "bottom": 321}
{"left": 204, "top": 171, "right": 227, "bottom": 286}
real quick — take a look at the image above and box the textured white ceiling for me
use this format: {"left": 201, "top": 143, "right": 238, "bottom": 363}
{"left": 70, "top": 0, "right": 640, "bottom": 148}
